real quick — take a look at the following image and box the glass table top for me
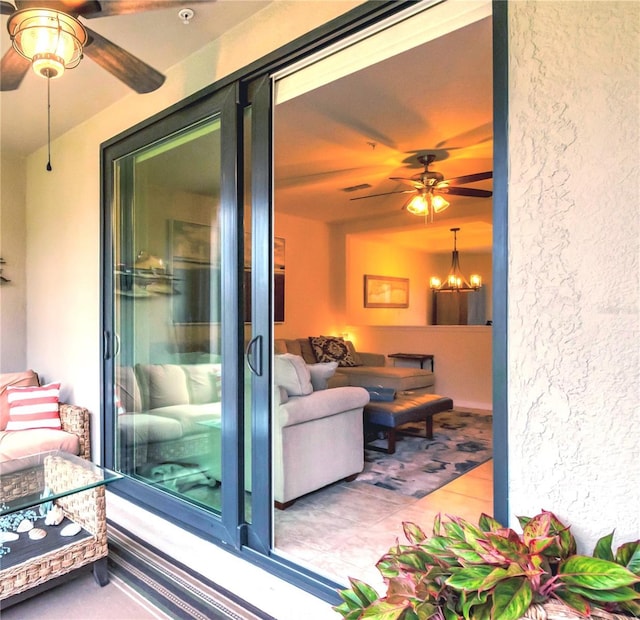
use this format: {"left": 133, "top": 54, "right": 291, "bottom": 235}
{"left": 0, "top": 451, "right": 122, "bottom": 516}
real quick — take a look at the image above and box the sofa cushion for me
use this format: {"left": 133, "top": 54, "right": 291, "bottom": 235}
{"left": 275, "top": 354, "right": 313, "bottom": 397}
{"left": 116, "top": 365, "right": 142, "bottom": 413}
{"left": 0, "top": 370, "right": 39, "bottom": 431}
{"left": 149, "top": 402, "right": 221, "bottom": 436}
{"left": 307, "top": 362, "right": 338, "bottom": 391}
{"left": 0, "top": 428, "right": 80, "bottom": 464}
{"left": 338, "top": 366, "right": 435, "bottom": 391}
{"left": 182, "top": 364, "right": 220, "bottom": 404}
{"left": 6, "top": 383, "right": 62, "bottom": 431}
{"left": 309, "top": 336, "right": 360, "bottom": 367}
{"left": 136, "top": 364, "right": 190, "bottom": 410}
{"left": 118, "top": 413, "right": 183, "bottom": 446}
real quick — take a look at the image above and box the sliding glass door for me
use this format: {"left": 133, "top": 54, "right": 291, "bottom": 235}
{"left": 102, "top": 84, "right": 251, "bottom": 542}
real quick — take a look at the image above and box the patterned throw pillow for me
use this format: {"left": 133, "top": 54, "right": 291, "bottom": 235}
{"left": 5, "top": 382, "right": 62, "bottom": 431}
{"left": 308, "top": 336, "right": 360, "bottom": 367}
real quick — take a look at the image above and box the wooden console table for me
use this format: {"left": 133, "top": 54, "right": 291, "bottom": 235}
{"left": 388, "top": 353, "right": 434, "bottom": 372}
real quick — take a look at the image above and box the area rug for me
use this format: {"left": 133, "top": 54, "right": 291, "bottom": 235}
{"left": 358, "top": 409, "right": 492, "bottom": 498}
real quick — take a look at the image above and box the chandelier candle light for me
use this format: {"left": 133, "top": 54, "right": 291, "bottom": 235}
{"left": 430, "top": 227, "right": 481, "bottom": 292}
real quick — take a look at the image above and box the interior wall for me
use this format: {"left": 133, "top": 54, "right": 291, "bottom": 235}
{"left": 508, "top": 0, "right": 639, "bottom": 547}
{"left": 0, "top": 155, "right": 27, "bottom": 372}
{"left": 273, "top": 212, "right": 339, "bottom": 338}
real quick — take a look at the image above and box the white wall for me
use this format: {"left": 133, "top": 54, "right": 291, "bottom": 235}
{"left": 508, "top": 0, "right": 639, "bottom": 546}
{"left": 0, "top": 155, "right": 27, "bottom": 371}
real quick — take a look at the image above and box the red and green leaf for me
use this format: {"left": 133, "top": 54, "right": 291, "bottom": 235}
{"left": 478, "top": 513, "right": 504, "bottom": 533}
{"left": 552, "top": 589, "right": 591, "bottom": 617}
{"left": 490, "top": 577, "right": 533, "bottom": 620}
{"left": 564, "top": 584, "right": 640, "bottom": 602}
{"left": 559, "top": 555, "right": 640, "bottom": 589}
{"left": 403, "top": 521, "right": 427, "bottom": 545}
{"left": 615, "top": 540, "right": 640, "bottom": 574}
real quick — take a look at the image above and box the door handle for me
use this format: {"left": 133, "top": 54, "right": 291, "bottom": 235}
{"left": 245, "top": 335, "right": 262, "bottom": 376}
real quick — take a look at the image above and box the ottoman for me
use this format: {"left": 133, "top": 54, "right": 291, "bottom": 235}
{"left": 363, "top": 389, "right": 454, "bottom": 454}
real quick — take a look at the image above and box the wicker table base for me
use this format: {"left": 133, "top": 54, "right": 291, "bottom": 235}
{"left": 0, "top": 453, "right": 117, "bottom": 608}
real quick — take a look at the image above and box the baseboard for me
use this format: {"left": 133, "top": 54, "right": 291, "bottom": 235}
{"left": 107, "top": 520, "right": 275, "bottom": 620}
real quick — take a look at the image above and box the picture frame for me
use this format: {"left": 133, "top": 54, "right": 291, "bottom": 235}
{"left": 363, "top": 274, "right": 409, "bottom": 308}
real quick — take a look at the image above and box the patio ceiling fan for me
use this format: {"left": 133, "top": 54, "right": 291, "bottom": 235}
{"left": 0, "top": 0, "right": 211, "bottom": 93}
{"left": 350, "top": 154, "right": 493, "bottom": 219}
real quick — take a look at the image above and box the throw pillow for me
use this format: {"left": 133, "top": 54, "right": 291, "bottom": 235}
{"left": 307, "top": 362, "right": 338, "bottom": 391}
{"left": 0, "top": 369, "right": 40, "bottom": 431}
{"left": 274, "top": 354, "right": 313, "bottom": 396}
{"left": 5, "top": 382, "right": 62, "bottom": 431}
{"left": 308, "top": 336, "right": 360, "bottom": 367}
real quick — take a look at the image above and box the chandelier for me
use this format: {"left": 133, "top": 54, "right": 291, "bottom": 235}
{"left": 430, "top": 228, "right": 482, "bottom": 292}
{"left": 7, "top": 8, "right": 87, "bottom": 79}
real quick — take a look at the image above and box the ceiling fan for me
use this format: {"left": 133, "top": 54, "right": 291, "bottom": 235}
{"left": 0, "top": 0, "right": 209, "bottom": 93}
{"left": 350, "top": 153, "right": 493, "bottom": 219}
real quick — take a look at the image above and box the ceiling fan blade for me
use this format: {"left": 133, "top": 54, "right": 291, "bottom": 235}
{"left": 83, "top": 27, "right": 165, "bottom": 93}
{"left": 0, "top": 1, "right": 15, "bottom": 15}
{"left": 79, "top": 0, "right": 214, "bottom": 18}
{"left": 438, "top": 187, "right": 493, "bottom": 198}
{"left": 444, "top": 171, "right": 493, "bottom": 185}
{"left": 350, "top": 190, "right": 415, "bottom": 201}
{"left": 0, "top": 47, "right": 31, "bottom": 91}
{"left": 14, "top": 0, "right": 98, "bottom": 12}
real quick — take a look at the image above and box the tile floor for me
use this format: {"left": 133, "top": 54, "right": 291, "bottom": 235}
{"left": 273, "top": 460, "right": 493, "bottom": 593}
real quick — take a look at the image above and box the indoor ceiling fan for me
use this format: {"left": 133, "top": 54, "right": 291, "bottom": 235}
{"left": 351, "top": 153, "right": 493, "bottom": 220}
{"left": 0, "top": 0, "right": 210, "bottom": 93}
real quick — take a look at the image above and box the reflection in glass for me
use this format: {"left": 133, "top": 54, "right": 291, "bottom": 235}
{"left": 112, "top": 116, "right": 224, "bottom": 514}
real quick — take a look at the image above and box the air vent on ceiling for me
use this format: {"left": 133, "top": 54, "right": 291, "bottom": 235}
{"left": 341, "top": 183, "right": 372, "bottom": 193}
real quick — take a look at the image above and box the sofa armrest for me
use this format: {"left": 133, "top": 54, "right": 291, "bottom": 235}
{"left": 59, "top": 403, "right": 91, "bottom": 460}
{"left": 357, "top": 352, "right": 386, "bottom": 366}
{"left": 278, "top": 386, "right": 370, "bottom": 428}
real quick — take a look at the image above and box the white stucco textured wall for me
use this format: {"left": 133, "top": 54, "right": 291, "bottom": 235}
{"left": 508, "top": 1, "right": 639, "bottom": 547}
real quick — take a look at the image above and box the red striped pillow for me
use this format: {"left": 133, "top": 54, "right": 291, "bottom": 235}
{"left": 5, "top": 383, "right": 62, "bottom": 431}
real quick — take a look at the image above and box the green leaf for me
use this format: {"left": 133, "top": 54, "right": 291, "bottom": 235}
{"left": 565, "top": 584, "right": 640, "bottom": 602}
{"left": 449, "top": 543, "right": 486, "bottom": 564}
{"left": 553, "top": 589, "right": 591, "bottom": 617}
{"left": 443, "top": 520, "right": 466, "bottom": 542}
{"left": 621, "top": 598, "right": 640, "bottom": 615}
{"left": 361, "top": 600, "right": 410, "bottom": 620}
{"left": 559, "top": 555, "right": 640, "bottom": 589}
{"left": 432, "top": 513, "right": 442, "bottom": 537}
{"left": 403, "top": 521, "right": 427, "bottom": 545}
{"left": 446, "top": 566, "right": 495, "bottom": 591}
{"left": 516, "top": 515, "right": 532, "bottom": 530}
{"left": 478, "top": 513, "right": 504, "bottom": 533}
{"left": 332, "top": 602, "right": 363, "bottom": 619}
{"left": 593, "top": 531, "right": 615, "bottom": 562}
{"left": 491, "top": 577, "right": 532, "bottom": 620}
{"left": 348, "top": 578, "right": 381, "bottom": 606}
{"left": 615, "top": 540, "right": 640, "bottom": 574}
{"left": 461, "top": 590, "right": 489, "bottom": 617}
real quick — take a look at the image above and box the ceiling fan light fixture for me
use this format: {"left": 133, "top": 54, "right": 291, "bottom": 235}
{"left": 7, "top": 8, "right": 87, "bottom": 79}
{"left": 406, "top": 193, "right": 429, "bottom": 216}
{"left": 431, "top": 194, "right": 450, "bottom": 213}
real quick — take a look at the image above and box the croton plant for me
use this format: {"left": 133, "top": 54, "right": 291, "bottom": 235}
{"left": 334, "top": 510, "right": 640, "bottom": 620}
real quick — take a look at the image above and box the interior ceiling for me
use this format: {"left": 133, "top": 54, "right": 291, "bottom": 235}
{"left": 0, "top": 0, "right": 271, "bottom": 156}
{"left": 274, "top": 15, "right": 494, "bottom": 254}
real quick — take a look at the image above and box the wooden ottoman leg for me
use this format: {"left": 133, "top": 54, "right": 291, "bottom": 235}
{"left": 426, "top": 416, "right": 434, "bottom": 440}
{"left": 386, "top": 429, "right": 397, "bottom": 454}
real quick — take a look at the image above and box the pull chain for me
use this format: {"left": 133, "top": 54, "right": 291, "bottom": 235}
{"left": 46, "top": 76, "right": 52, "bottom": 171}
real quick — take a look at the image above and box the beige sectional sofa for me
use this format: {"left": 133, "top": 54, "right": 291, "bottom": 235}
{"left": 116, "top": 359, "right": 371, "bottom": 507}
{"left": 274, "top": 337, "right": 435, "bottom": 392}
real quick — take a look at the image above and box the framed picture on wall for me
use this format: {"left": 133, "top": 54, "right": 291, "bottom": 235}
{"left": 170, "top": 220, "right": 215, "bottom": 324}
{"left": 364, "top": 274, "right": 409, "bottom": 308}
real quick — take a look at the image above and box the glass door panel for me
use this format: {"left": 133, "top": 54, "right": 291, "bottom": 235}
{"left": 113, "top": 116, "right": 224, "bottom": 514}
